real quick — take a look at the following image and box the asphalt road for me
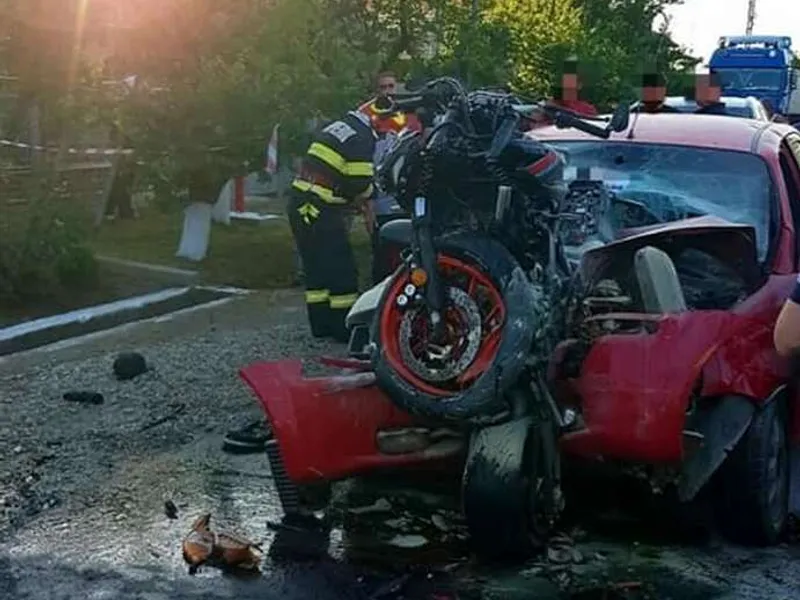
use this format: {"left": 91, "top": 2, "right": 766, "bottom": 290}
{"left": 2, "top": 290, "right": 800, "bottom": 600}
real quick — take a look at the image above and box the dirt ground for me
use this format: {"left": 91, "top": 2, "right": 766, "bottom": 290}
{"left": 2, "top": 291, "right": 800, "bottom": 599}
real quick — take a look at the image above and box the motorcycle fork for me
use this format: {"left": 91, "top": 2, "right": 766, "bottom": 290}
{"left": 411, "top": 196, "right": 445, "bottom": 336}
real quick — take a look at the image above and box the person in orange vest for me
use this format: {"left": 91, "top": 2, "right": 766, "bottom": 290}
{"left": 358, "top": 71, "right": 423, "bottom": 283}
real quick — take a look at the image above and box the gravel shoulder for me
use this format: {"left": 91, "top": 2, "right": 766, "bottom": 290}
{"left": 1, "top": 290, "right": 800, "bottom": 599}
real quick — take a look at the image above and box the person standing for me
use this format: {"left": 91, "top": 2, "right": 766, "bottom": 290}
{"left": 358, "top": 71, "right": 422, "bottom": 283}
{"left": 694, "top": 71, "right": 727, "bottom": 115}
{"left": 528, "top": 57, "right": 597, "bottom": 128}
{"left": 636, "top": 71, "right": 680, "bottom": 114}
{"left": 222, "top": 111, "right": 375, "bottom": 455}
{"left": 288, "top": 108, "right": 376, "bottom": 343}
{"left": 775, "top": 275, "right": 800, "bottom": 357}
{"left": 548, "top": 57, "right": 598, "bottom": 117}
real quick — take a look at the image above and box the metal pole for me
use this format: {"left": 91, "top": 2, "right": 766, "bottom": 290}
{"left": 745, "top": 0, "right": 756, "bottom": 35}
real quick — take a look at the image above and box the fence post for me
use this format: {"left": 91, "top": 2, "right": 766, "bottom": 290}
{"left": 233, "top": 175, "right": 245, "bottom": 212}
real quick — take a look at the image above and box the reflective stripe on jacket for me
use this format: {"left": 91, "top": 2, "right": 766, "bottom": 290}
{"left": 292, "top": 111, "right": 376, "bottom": 205}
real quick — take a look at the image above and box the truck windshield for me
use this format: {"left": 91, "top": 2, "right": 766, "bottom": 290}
{"left": 715, "top": 68, "right": 784, "bottom": 92}
{"left": 550, "top": 142, "right": 774, "bottom": 261}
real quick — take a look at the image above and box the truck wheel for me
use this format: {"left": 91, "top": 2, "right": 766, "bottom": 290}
{"left": 462, "top": 417, "right": 560, "bottom": 560}
{"left": 715, "top": 397, "right": 789, "bottom": 545}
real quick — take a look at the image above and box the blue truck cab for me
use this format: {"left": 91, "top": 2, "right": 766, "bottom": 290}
{"left": 708, "top": 35, "right": 797, "bottom": 118}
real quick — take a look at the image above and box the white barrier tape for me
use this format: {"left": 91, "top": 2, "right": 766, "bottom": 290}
{"left": 0, "top": 139, "right": 134, "bottom": 156}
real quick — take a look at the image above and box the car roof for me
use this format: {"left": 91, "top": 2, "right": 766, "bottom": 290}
{"left": 533, "top": 113, "right": 789, "bottom": 154}
{"left": 664, "top": 95, "right": 758, "bottom": 108}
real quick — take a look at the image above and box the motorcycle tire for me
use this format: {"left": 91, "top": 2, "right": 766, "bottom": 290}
{"left": 371, "top": 232, "right": 540, "bottom": 423}
{"left": 462, "top": 416, "right": 558, "bottom": 560}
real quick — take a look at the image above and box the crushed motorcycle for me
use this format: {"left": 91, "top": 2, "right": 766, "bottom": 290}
{"left": 240, "top": 77, "right": 631, "bottom": 560}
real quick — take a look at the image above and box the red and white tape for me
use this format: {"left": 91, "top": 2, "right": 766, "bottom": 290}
{"left": 0, "top": 139, "right": 134, "bottom": 156}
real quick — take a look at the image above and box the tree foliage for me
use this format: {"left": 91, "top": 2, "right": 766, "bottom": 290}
{"left": 0, "top": 0, "right": 700, "bottom": 204}
{"left": 574, "top": 0, "right": 699, "bottom": 105}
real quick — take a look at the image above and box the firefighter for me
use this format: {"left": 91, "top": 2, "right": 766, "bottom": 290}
{"left": 288, "top": 108, "right": 376, "bottom": 343}
{"left": 358, "top": 72, "right": 423, "bottom": 283}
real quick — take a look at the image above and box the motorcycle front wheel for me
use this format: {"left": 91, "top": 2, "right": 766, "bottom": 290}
{"left": 371, "top": 233, "right": 541, "bottom": 423}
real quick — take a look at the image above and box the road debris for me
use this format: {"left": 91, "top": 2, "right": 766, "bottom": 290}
{"left": 62, "top": 391, "right": 104, "bottom": 405}
{"left": 139, "top": 402, "right": 186, "bottom": 432}
{"left": 387, "top": 534, "right": 429, "bottom": 549}
{"left": 431, "top": 514, "right": 450, "bottom": 532}
{"left": 112, "top": 352, "right": 149, "bottom": 381}
{"left": 570, "top": 581, "right": 643, "bottom": 599}
{"left": 368, "top": 573, "right": 412, "bottom": 599}
{"left": 348, "top": 497, "right": 393, "bottom": 515}
{"left": 164, "top": 499, "right": 179, "bottom": 519}
{"left": 546, "top": 534, "right": 584, "bottom": 565}
{"left": 181, "top": 513, "right": 262, "bottom": 575}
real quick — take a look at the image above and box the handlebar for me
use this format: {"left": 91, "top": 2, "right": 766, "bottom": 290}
{"left": 374, "top": 78, "right": 629, "bottom": 141}
{"left": 374, "top": 92, "right": 427, "bottom": 113}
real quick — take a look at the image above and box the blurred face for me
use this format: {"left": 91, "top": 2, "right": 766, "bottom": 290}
{"left": 561, "top": 73, "right": 579, "bottom": 101}
{"left": 695, "top": 74, "right": 721, "bottom": 105}
{"left": 377, "top": 75, "right": 397, "bottom": 97}
{"left": 642, "top": 85, "right": 666, "bottom": 104}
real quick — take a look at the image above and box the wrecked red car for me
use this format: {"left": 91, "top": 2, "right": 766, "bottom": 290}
{"left": 540, "top": 114, "right": 800, "bottom": 545}
{"left": 241, "top": 110, "right": 800, "bottom": 557}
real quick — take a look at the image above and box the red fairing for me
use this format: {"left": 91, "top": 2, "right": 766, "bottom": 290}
{"left": 239, "top": 360, "right": 440, "bottom": 484}
{"left": 559, "top": 275, "right": 796, "bottom": 463}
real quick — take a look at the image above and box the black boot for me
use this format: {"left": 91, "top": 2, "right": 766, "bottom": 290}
{"left": 222, "top": 419, "right": 273, "bottom": 454}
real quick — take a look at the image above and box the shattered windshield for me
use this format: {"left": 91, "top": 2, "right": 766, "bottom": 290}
{"left": 550, "top": 141, "right": 774, "bottom": 261}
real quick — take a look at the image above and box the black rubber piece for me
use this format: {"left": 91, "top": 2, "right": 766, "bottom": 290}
{"left": 462, "top": 417, "right": 549, "bottom": 560}
{"left": 113, "top": 352, "right": 148, "bottom": 381}
{"left": 222, "top": 419, "right": 273, "bottom": 454}
{"left": 63, "top": 391, "right": 105, "bottom": 405}
{"left": 371, "top": 232, "right": 539, "bottom": 423}
{"left": 715, "top": 395, "right": 789, "bottom": 545}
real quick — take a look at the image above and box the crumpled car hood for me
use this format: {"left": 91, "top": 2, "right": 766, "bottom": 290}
{"left": 580, "top": 215, "right": 761, "bottom": 287}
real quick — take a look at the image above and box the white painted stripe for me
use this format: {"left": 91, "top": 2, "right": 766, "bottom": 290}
{"left": 2, "top": 296, "right": 240, "bottom": 357}
{"left": 0, "top": 287, "right": 191, "bottom": 342}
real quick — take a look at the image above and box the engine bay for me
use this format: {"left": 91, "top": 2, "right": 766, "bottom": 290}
{"left": 585, "top": 245, "right": 750, "bottom": 314}
{"left": 558, "top": 237, "right": 755, "bottom": 379}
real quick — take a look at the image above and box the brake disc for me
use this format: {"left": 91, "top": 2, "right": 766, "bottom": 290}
{"left": 398, "top": 286, "right": 483, "bottom": 383}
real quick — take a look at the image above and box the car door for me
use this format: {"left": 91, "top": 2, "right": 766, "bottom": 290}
{"left": 780, "top": 133, "right": 800, "bottom": 266}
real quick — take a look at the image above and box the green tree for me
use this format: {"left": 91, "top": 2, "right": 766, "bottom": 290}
{"left": 482, "top": 0, "right": 582, "bottom": 95}
{"left": 571, "top": 0, "right": 699, "bottom": 106}
{"left": 87, "top": 0, "right": 699, "bottom": 207}
{"left": 119, "top": 0, "right": 382, "bottom": 204}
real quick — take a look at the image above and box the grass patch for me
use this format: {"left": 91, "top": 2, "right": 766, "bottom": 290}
{"left": 90, "top": 205, "right": 373, "bottom": 290}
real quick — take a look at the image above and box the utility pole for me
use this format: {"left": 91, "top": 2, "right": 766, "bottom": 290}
{"left": 745, "top": 0, "right": 756, "bottom": 35}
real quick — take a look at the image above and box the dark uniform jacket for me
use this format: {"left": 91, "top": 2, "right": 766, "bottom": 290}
{"left": 694, "top": 101, "right": 728, "bottom": 115}
{"left": 292, "top": 111, "right": 376, "bottom": 206}
{"left": 633, "top": 102, "right": 680, "bottom": 114}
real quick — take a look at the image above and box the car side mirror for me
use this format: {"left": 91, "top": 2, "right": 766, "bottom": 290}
{"left": 609, "top": 103, "right": 630, "bottom": 132}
